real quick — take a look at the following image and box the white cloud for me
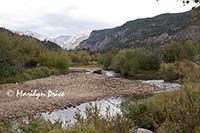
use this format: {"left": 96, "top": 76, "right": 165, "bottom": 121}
{"left": 0, "top": 0, "right": 196, "bottom": 37}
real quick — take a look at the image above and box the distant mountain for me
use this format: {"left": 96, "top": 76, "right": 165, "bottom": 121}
{"left": 8, "top": 29, "right": 61, "bottom": 50}
{"left": 53, "top": 35, "right": 71, "bottom": 47}
{"left": 15, "top": 30, "right": 89, "bottom": 50}
{"left": 14, "top": 30, "right": 92, "bottom": 50}
{"left": 15, "top": 30, "right": 53, "bottom": 42}
{"left": 79, "top": 11, "right": 200, "bottom": 51}
{"left": 15, "top": 31, "right": 74, "bottom": 50}
{"left": 63, "top": 31, "right": 91, "bottom": 50}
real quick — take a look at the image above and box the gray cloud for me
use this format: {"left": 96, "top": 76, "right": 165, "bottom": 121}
{"left": 14, "top": 13, "right": 112, "bottom": 37}
{"left": 0, "top": 0, "right": 195, "bottom": 37}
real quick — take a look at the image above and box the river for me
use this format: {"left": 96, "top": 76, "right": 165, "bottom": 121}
{"left": 42, "top": 70, "right": 181, "bottom": 127}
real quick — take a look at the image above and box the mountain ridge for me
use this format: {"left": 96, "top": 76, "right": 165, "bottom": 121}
{"left": 1, "top": 28, "right": 61, "bottom": 50}
{"left": 78, "top": 11, "right": 200, "bottom": 51}
{"left": 63, "top": 31, "right": 91, "bottom": 50}
{"left": 53, "top": 35, "right": 71, "bottom": 46}
{"left": 14, "top": 30, "right": 90, "bottom": 50}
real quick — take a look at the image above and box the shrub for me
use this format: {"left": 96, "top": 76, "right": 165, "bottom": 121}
{"left": 160, "top": 60, "right": 200, "bottom": 81}
{"left": 0, "top": 120, "right": 15, "bottom": 133}
{"left": 0, "top": 67, "right": 60, "bottom": 84}
{"left": 98, "top": 48, "right": 119, "bottom": 69}
{"left": 0, "top": 104, "right": 133, "bottom": 133}
{"left": 67, "top": 50, "right": 91, "bottom": 66}
{"left": 66, "top": 104, "right": 133, "bottom": 133}
{"left": 161, "top": 40, "right": 197, "bottom": 63}
{"left": 22, "top": 67, "right": 54, "bottom": 79}
{"left": 18, "top": 118, "right": 65, "bottom": 133}
{"left": 0, "top": 29, "right": 71, "bottom": 83}
{"left": 39, "top": 50, "right": 70, "bottom": 71}
{"left": 160, "top": 63, "right": 177, "bottom": 81}
{"left": 110, "top": 49, "right": 160, "bottom": 75}
{"left": 121, "top": 82, "right": 200, "bottom": 132}
{"left": 174, "top": 60, "right": 200, "bottom": 80}
{"left": 0, "top": 40, "right": 18, "bottom": 77}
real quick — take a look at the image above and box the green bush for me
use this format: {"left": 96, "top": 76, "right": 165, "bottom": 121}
{"left": 22, "top": 67, "right": 55, "bottom": 79}
{"left": 0, "top": 67, "right": 59, "bottom": 84}
{"left": 195, "top": 126, "right": 200, "bottom": 133}
{"left": 110, "top": 49, "right": 160, "bottom": 75}
{"left": 0, "top": 120, "right": 15, "bottom": 133}
{"left": 39, "top": 50, "right": 70, "bottom": 71}
{"left": 97, "top": 48, "right": 119, "bottom": 69}
{"left": 174, "top": 60, "right": 200, "bottom": 80}
{"left": 0, "top": 29, "right": 71, "bottom": 83}
{"left": 161, "top": 40, "right": 197, "bottom": 63}
{"left": 160, "top": 63, "right": 177, "bottom": 81}
{"left": 160, "top": 60, "right": 200, "bottom": 81}
{"left": 0, "top": 38, "right": 18, "bottom": 77}
{"left": 69, "top": 104, "right": 133, "bottom": 133}
{"left": 67, "top": 50, "right": 91, "bottom": 66}
{"left": 121, "top": 82, "right": 200, "bottom": 132}
{"left": 0, "top": 104, "right": 133, "bottom": 133}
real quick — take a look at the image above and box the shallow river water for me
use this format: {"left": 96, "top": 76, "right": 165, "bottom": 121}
{"left": 42, "top": 70, "right": 181, "bottom": 127}
{"left": 42, "top": 97, "right": 124, "bottom": 127}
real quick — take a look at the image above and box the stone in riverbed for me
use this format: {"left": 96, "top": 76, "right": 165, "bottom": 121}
{"left": 130, "top": 127, "right": 153, "bottom": 133}
{"left": 93, "top": 69, "right": 102, "bottom": 74}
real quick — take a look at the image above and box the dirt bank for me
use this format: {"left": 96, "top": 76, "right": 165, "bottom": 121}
{"left": 0, "top": 73, "right": 161, "bottom": 120}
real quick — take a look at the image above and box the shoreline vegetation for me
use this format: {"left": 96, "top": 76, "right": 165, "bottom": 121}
{"left": 0, "top": 28, "right": 200, "bottom": 132}
{"left": 0, "top": 28, "right": 70, "bottom": 84}
{"left": 0, "top": 81, "right": 199, "bottom": 133}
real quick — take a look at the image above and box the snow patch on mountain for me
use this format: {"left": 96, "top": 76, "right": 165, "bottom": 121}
{"left": 53, "top": 35, "right": 71, "bottom": 46}
{"left": 15, "top": 31, "right": 53, "bottom": 42}
{"left": 63, "top": 31, "right": 91, "bottom": 50}
{"left": 14, "top": 30, "right": 91, "bottom": 50}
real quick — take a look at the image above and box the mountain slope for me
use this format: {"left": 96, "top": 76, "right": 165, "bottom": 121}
{"left": 9, "top": 29, "right": 61, "bottom": 50}
{"left": 79, "top": 11, "right": 200, "bottom": 51}
{"left": 63, "top": 31, "right": 91, "bottom": 50}
{"left": 15, "top": 30, "right": 91, "bottom": 50}
{"left": 15, "top": 31, "right": 53, "bottom": 42}
{"left": 53, "top": 35, "right": 71, "bottom": 47}
{"left": 0, "top": 27, "right": 70, "bottom": 84}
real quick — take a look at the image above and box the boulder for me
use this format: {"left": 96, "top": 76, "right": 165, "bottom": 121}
{"left": 93, "top": 69, "right": 102, "bottom": 74}
{"left": 130, "top": 127, "right": 153, "bottom": 133}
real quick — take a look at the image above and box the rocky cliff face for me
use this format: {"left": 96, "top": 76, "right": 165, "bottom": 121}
{"left": 78, "top": 11, "right": 200, "bottom": 51}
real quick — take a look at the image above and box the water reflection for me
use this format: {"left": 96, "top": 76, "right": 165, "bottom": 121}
{"left": 42, "top": 97, "right": 124, "bottom": 127}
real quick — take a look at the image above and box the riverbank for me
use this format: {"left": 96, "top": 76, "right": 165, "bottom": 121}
{"left": 0, "top": 72, "right": 162, "bottom": 121}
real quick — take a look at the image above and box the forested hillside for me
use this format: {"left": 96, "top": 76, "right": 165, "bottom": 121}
{"left": 0, "top": 28, "right": 70, "bottom": 83}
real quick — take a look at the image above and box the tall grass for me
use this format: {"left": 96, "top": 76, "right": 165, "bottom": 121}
{"left": 121, "top": 82, "right": 200, "bottom": 133}
{"left": 0, "top": 104, "right": 133, "bottom": 133}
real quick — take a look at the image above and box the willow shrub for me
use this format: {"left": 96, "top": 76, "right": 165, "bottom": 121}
{"left": 121, "top": 82, "right": 200, "bottom": 133}
{"left": 67, "top": 50, "right": 91, "bottom": 66}
{"left": 110, "top": 49, "right": 160, "bottom": 75}
{"left": 0, "top": 104, "right": 133, "bottom": 133}
{"left": 68, "top": 104, "right": 133, "bottom": 133}
{"left": 160, "top": 60, "right": 200, "bottom": 81}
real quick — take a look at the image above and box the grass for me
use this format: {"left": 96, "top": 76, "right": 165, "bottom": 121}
{"left": 121, "top": 81, "right": 200, "bottom": 133}
{"left": 0, "top": 104, "right": 133, "bottom": 133}
{"left": 0, "top": 67, "right": 61, "bottom": 84}
{"left": 0, "top": 81, "right": 199, "bottom": 133}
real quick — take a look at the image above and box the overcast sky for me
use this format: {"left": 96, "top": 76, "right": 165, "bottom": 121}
{"left": 0, "top": 0, "right": 196, "bottom": 38}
